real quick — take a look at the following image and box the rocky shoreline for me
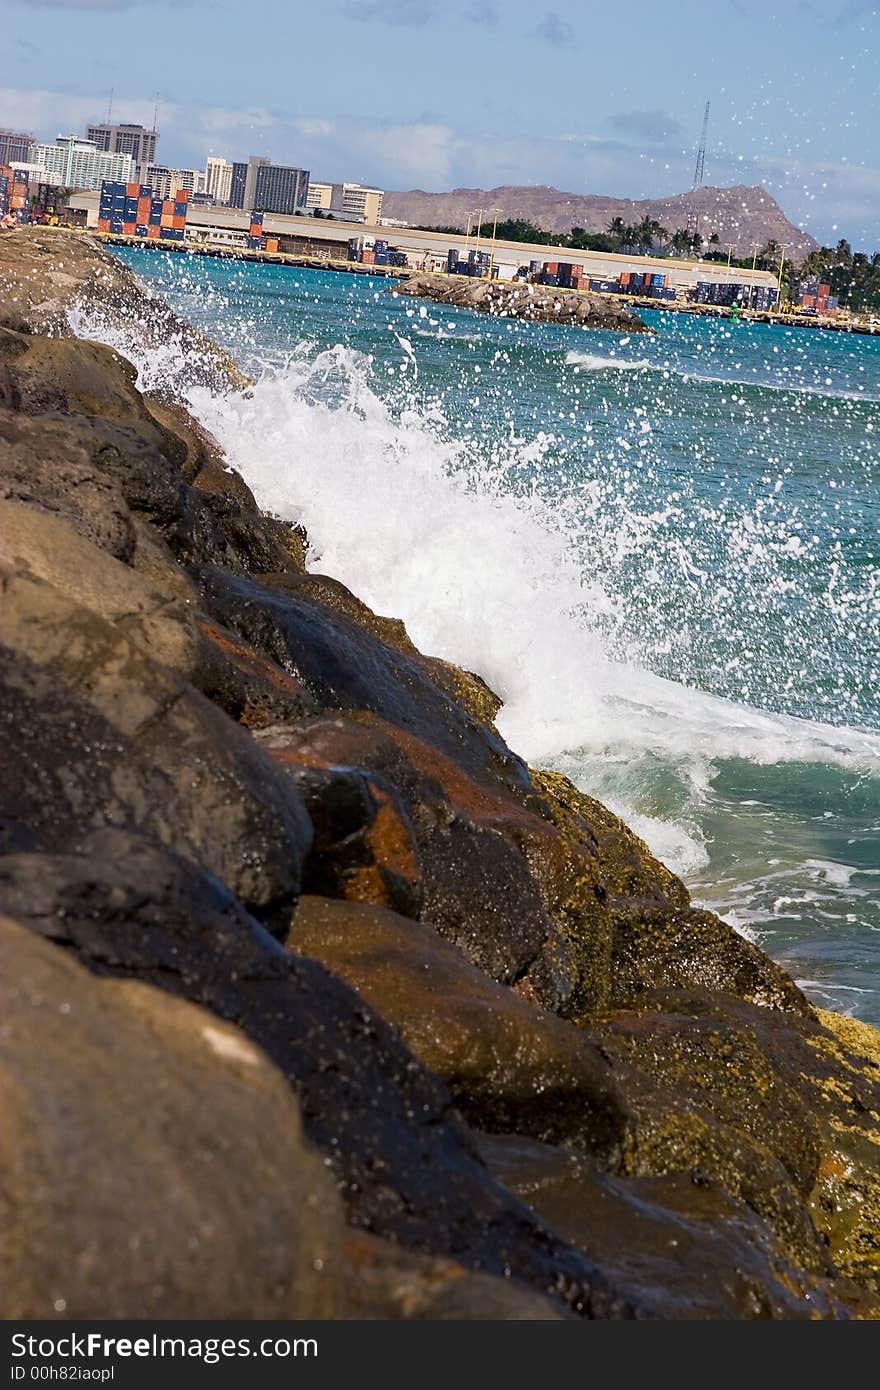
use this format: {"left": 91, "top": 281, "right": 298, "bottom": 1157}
{"left": 394, "top": 270, "right": 651, "bottom": 331}
{"left": 1, "top": 228, "right": 878, "bottom": 1320}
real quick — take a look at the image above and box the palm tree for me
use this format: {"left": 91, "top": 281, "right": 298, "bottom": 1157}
{"left": 607, "top": 216, "right": 627, "bottom": 250}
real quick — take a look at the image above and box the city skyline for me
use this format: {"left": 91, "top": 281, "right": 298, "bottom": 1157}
{"left": 2, "top": 0, "right": 879, "bottom": 248}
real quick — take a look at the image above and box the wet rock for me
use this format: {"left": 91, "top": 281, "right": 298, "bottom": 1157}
{"left": 0, "top": 499, "right": 200, "bottom": 680}
{"left": 588, "top": 988, "right": 880, "bottom": 1287}
{"left": 0, "top": 915, "right": 342, "bottom": 1319}
{"left": 286, "top": 895, "right": 839, "bottom": 1273}
{"left": 342, "top": 1232, "right": 567, "bottom": 1320}
{"left": 607, "top": 904, "right": 809, "bottom": 1014}
{"left": 284, "top": 771, "right": 422, "bottom": 917}
{"left": 531, "top": 769, "right": 690, "bottom": 909}
{"left": 477, "top": 1135, "right": 849, "bottom": 1320}
{"left": 289, "top": 896, "right": 626, "bottom": 1157}
{"left": 0, "top": 834, "right": 642, "bottom": 1317}
{"left": 0, "top": 408, "right": 137, "bottom": 562}
{"left": 259, "top": 716, "right": 558, "bottom": 988}
{"left": 0, "top": 327, "right": 297, "bottom": 575}
{"left": 0, "top": 617, "right": 312, "bottom": 924}
{"left": 197, "top": 566, "right": 536, "bottom": 800}
{"left": 0, "top": 226, "right": 245, "bottom": 391}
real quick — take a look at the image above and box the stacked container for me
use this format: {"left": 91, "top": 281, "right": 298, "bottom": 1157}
{"left": 0, "top": 166, "right": 10, "bottom": 218}
{"left": 98, "top": 180, "right": 189, "bottom": 242}
{"left": 247, "top": 210, "right": 264, "bottom": 250}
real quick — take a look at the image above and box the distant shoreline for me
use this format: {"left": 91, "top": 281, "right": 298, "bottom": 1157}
{"left": 100, "top": 233, "right": 880, "bottom": 336}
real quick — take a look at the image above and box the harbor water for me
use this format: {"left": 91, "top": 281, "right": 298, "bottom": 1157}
{"left": 93, "top": 248, "right": 880, "bottom": 1023}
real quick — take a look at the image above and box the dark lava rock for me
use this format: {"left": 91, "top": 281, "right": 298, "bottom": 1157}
{"left": 0, "top": 833, "right": 644, "bottom": 1318}
{"left": 477, "top": 1134, "right": 849, "bottom": 1321}
{"left": 195, "top": 566, "right": 536, "bottom": 801}
{"left": 0, "top": 631, "right": 312, "bottom": 925}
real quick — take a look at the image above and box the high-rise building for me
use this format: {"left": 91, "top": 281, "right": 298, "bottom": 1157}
{"left": 204, "top": 155, "right": 233, "bottom": 205}
{"left": 228, "top": 155, "right": 270, "bottom": 211}
{"left": 146, "top": 165, "right": 204, "bottom": 200}
{"left": 252, "top": 163, "right": 310, "bottom": 216}
{"left": 86, "top": 122, "right": 158, "bottom": 179}
{"left": 0, "top": 129, "right": 36, "bottom": 166}
{"left": 32, "top": 137, "right": 135, "bottom": 190}
{"left": 305, "top": 180, "right": 383, "bottom": 223}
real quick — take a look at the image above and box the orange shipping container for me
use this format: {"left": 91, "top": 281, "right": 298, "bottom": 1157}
{"left": 266, "top": 238, "right": 279, "bottom": 252}
{"left": 172, "top": 215, "right": 185, "bottom": 230}
{"left": 174, "top": 188, "right": 189, "bottom": 203}
{"left": 160, "top": 215, "right": 173, "bottom": 229}
{"left": 361, "top": 249, "right": 375, "bottom": 264}
{"left": 126, "top": 182, "right": 139, "bottom": 198}
{"left": 123, "top": 222, "right": 136, "bottom": 235}
{"left": 162, "top": 200, "right": 174, "bottom": 214}
{"left": 97, "top": 218, "right": 110, "bottom": 232}
{"left": 147, "top": 226, "right": 160, "bottom": 239}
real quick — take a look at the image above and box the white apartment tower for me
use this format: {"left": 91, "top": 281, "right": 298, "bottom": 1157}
{"left": 204, "top": 156, "right": 233, "bottom": 206}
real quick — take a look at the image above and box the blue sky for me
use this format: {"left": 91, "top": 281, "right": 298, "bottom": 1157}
{"left": 4, "top": 0, "right": 879, "bottom": 246}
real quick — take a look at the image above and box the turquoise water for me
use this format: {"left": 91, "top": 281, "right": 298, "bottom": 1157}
{"left": 104, "top": 248, "right": 880, "bottom": 1023}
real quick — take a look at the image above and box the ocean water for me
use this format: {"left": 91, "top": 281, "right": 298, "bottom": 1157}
{"left": 92, "top": 248, "right": 880, "bottom": 1023}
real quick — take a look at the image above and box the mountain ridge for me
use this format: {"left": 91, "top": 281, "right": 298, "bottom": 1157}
{"left": 382, "top": 183, "right": 818, "bottom": 260}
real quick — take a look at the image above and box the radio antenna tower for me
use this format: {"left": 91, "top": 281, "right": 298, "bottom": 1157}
{"left": 687, "top": 100, "right": 710, "bottom": 239}
{"left": 693, "top": 100, "right": 710, "bottom": 189}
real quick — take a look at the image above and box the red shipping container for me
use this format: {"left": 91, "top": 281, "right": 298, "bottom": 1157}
{"left": 123, "top": 222, "right": 136, "bottom": 235}
{"left": 147, "top": 226, "right": 160, "bottom": 239}
{"left": 174, "top": 188, "right": 189, "bottom": 203}
{"left": 97, "top": 218, "right": 110, "bottom": 233}
{"left": 126, "top": 182, "right": 139, "bottom": 198}
{"left": 361, "top": 249, "right": 375, "bottom": 264}
{"left": 172, "top": 215, "right": 186, "bottom": 230}
{"left": 544, "top": 262, "right": 558, "bottom": 273}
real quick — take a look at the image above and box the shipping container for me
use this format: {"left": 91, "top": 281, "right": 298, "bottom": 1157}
{"left": 160, "top": 215, "right": 173, "bottom": 229}
{"left": 174, "top": 202, "right": 188, "bottom": 217}
{"left": 97, "top": 218, "right": 110, "bottom": 233}
{"left": 147, "top": 226, "right": 160, "bottom": 239}
{"left": 172, "top": 215, "right": 186, "bottom": 230}
{"left": 122, "top": 222, "right": 136, "bottom": 235}
{"left": 361, "top": 248, "right": 375, "bottom": 265}
{"left": 174, "top": 188, "right": 189, "bottom": 203}
{"left": 126, "top": 182, "right": 139, "bottom": 198}
{"left": 139, "top": 185, "right": 151, "bottom": 199}
{"left": 136, "top": 225, "right": 148, "bottom": 237}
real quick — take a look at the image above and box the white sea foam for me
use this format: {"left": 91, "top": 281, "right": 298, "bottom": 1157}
{"left": 72, "top": 311, "right": 880, "bottom": 883}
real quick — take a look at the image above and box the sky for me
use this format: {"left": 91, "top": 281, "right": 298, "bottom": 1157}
{"left": 3, "top": 0, "right": 879, "bottom": 247}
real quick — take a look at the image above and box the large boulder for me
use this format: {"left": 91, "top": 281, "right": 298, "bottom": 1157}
{"left": 0, "top": 916, "right": 342, "bottom": 1319}
{"left": 0, "top": 628, "right": 312, "bottom": 925}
